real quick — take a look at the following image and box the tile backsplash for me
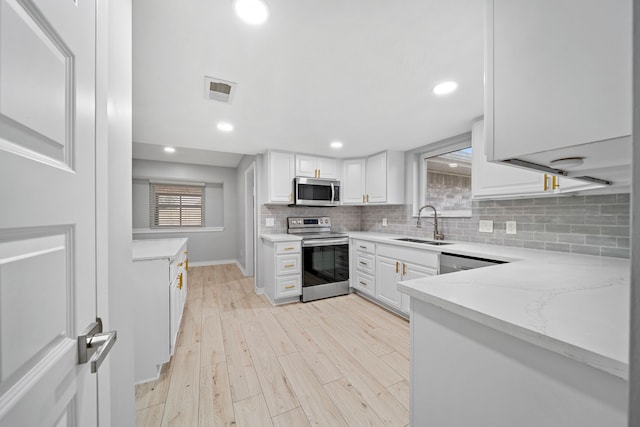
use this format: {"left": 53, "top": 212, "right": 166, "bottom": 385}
{"left": 261, "top": 193, "right": 630, "bottom": 258}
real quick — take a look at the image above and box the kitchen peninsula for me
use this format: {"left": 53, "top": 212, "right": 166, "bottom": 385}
{"left": 397, "top": 243, "right": 629, "bottom": 426}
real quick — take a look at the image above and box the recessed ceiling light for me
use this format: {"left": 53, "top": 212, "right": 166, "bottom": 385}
{"left": 234, "top": 0, "right": 269, "bottom": 25}
{"left": 433, "top": 81, "right": 458, "bottom": 96}
{"left": 330, "top": 141, "right": 343, "bottom": 149}
{"left": 217, "top": 122, "right": 234, "bottom": 132}
{"left": 164, "top": 147, "right": 175, "bottom": 153}
{"left": 448, "top": 163, "right": 458, "bottom": 168}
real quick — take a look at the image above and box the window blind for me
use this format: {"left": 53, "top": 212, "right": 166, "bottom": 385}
{"left": 150, "top": 183, "right": 205, "bottom": 227}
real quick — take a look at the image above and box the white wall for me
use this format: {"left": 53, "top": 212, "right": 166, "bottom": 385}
{"left": 132, "top": 159, "right": 239, "bottom": 263}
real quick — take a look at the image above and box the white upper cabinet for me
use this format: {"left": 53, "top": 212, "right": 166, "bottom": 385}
{"left": 295, "top": 154, "right": 338, "bottom": 179}
{"left": 343, "top": 151, "right": 404, "bottom": 205}
{"left": 342, "top": 158, "right": 366, "bottom": 204}
{"left": 471, "top": 119, "right": 603, "bottom": 198}
{"left": 485, "top": 0, "right": 632, "bottom": 187}
{"left": 267, "top": 150, "right": 295, "bottom": 204}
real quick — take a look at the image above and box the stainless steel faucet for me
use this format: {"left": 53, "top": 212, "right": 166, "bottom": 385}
{"left": 417, "top": 205, "right": 445, "bottom": 240}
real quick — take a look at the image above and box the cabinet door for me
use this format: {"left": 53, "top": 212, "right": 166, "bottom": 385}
{"left": 295, "top": 154, "right": 317, "bottom": 178}
{"left": 376, "top": 256, "right": 402, "bottom": 309}
{"left": 472, "top": 119, "right": 546, "bottom": 198}
{"left": 366, "top": 152, "right": 387, "bottom": 203}
{"left": 401, "top": 263, "right": 438, "bottom": 314}
{"left": 316, "top": 156, "right": 337, "bottom": 179}
{"left": 268, "top": 151, "right": 295, "bottom": 203}
{"left": 342, "top": 158, "right": 366, "bottom": 204}
{"left": 488, "top": 0, "right": 631, "bottom": 161}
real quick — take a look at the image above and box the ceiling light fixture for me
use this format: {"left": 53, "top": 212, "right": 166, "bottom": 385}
{"left": 234, "top": 0, "right": 269, "bottom": 25}
{"left": 164, "top": 147, "right": 176, "bottom": 153}
{"left": 330, "top": 141, "right": 343, "bottom": 149}
{"left": 448, "top": 163, "right": 458, "bottom": 168}
{"left": 217, "top": 122, "right": 234, "bottom": 132}
{"left": 433, "top": 81, "right": 458, "bottom": 96}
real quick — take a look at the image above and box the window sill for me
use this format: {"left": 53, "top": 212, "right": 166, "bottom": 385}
{"left": 133, "top": 227, "right": 225, "bottom": 234}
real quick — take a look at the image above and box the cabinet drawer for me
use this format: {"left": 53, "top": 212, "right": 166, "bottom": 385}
{"left": 356, "top": 252, "right": 375, "bottom": 275}
{"left": 354, "top": 239, "right": 375, "bottom": 254}
{"left": 354, "top": 271, "right": 375, "bottom": 296}
{"left": 276, "top": 241, "right": 301, "bottom": 255}
{"left": 276, "top": 254, "right": 300, "bottom": 275}
{"left": 276, "top": 275, "right": 301, "bottom": 298}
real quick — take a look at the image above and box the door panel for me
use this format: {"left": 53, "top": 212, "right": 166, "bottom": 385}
{"left": 0, "top": 0, "right": 98, "bottom": 425}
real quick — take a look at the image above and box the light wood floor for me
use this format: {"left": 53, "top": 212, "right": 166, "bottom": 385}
{"left": 135, "top": 264, "right": 410, "bottom": 427}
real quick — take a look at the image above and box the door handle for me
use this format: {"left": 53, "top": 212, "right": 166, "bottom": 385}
{"left": 78, "top": 318, "right": 117, "bottom": 373}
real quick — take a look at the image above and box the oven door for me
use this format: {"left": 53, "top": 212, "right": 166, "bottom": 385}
{"left": 301, "top": 239, "right": 349, "bottom": 287}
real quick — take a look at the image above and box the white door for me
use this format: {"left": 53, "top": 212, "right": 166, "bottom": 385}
{"left": 0, "top": 0, "right": 104, "bottom": 426}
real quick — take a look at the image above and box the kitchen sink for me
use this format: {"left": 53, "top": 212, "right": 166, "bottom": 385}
{"left": 394, "top": 237, "right": 452, "bottom": 246}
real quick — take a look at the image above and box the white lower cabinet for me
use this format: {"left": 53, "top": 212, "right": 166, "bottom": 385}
{"left": 376, "top": 244, "right": 438, "bottom": 314}
{"left": 262, "top": 238, "right": 302, "bottom": 303}
{"left": 350, "top": 238, "right": 438, "bottom": 316}
{"left": 132, "top": 238, "right": 188, "bottom": 384}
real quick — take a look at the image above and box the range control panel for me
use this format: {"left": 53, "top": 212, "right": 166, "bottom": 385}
{"left": 288, "top": 216, "right": 331, "bottom": 229}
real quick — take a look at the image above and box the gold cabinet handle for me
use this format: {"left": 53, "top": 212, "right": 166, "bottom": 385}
{"left": 544, "top": 174, "right": 549, "bottom": 191}
{"left": 178, "top": 262, "right": 183, "bottom": 267}
{"left": 185, "top": 259, "right": 188, "bottom": 271}
{"left": 359, "top": 281, "right": 368, "bottom": 286}
{"left": 178, "top": 273, "right": 183, "bottom": 289}
{"left": 284, "top": 264, "right": 295, "bottom": 268}
{"left": 402, "top": 263, "right": 407, "bottom": 276}
{"left": 290, "top": 192, "right": 293, "bottom": 202}
{"left": 184, "top": 251, "right": 188, "bottom": 254}
{"left": 366, "top": 194, "right": 369, "bottom": 203}
{"left": 284, "top": 247, "right": 295, "bottom": 251}
{"left": 285, "top": 285, "right": 296, "bottom": 289}
{"left": 552, "top": 175, "right": 559, "bottom": 190}
{"left": 395, "top": 261, "right": 399, "bottom": 273}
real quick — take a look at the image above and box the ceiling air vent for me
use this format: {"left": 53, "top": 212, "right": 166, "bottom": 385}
{"left": 204, "top": 76, "right": 237, "bottom": 103}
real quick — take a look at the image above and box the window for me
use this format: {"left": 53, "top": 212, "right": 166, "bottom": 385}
{"left": 413, "top": 136, "right": 473, "bottom": 218}
{"left": 150, "top": 183, "right": 205, "bottom": 227}
{"left": 423, "top": 147, "right": 472, "bottom": 213}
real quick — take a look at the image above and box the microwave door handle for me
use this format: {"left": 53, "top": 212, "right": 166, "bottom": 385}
{"left": 331, "top": 182, "right": 335, "bottom": 203}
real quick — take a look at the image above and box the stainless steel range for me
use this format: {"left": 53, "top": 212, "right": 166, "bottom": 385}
{"left": 287, "top": 216, "right": 349, "bottom": 302}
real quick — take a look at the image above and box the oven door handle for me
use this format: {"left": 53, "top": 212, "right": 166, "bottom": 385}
{"left": 303, "top": 238, "right": 349, "bottom": 247}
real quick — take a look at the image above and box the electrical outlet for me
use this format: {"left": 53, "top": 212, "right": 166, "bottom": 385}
{"left": 265, "top": 218, "right": 275, "bottom": 227}
{"left": 382, "top": 218, "right": 388, "bottom": 227}
{"left": 479, "top": 220, "right": 494, "bottom": 233}
{"left": 506, "top": 221, "right": 517, "bottom": 235}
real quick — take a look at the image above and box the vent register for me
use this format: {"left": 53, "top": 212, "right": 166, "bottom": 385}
{"left": 204, "top": 76, "right": 237, "bottom": 103}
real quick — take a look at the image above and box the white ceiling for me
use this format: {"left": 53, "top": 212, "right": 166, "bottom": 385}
{"left": 132, "top": 0, "right": 485, "bottom": 161}
{"left": 132, "top": 142, "right": 245, "bottom": 167}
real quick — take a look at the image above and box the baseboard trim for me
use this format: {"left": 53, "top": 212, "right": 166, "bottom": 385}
{"left": 189, "top": 259, "right": 256, "bottom": 279}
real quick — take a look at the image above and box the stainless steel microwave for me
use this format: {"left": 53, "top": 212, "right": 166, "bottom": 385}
{"left": 293, "top": 177, "right": 340, "bottom": 206}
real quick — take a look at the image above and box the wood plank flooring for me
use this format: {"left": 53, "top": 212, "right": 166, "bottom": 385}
{"left": 135, "top": 264, "right": 410, "bottom": 427}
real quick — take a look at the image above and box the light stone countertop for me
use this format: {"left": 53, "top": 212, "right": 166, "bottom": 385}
{"left": 132, "top": 238, "right": 188, "bottom": 261}
{"left": 260, "top": 233, "right": 303, "bottom": 242}
{"left": 348, "top": 232, "right": 630, "bottom": 379}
